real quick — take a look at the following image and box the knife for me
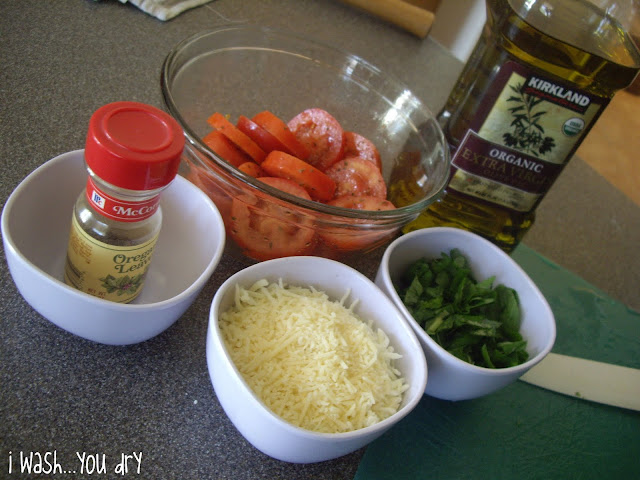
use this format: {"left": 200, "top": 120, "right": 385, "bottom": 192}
{"left": 519, "top": 352, "right": 640, "bottom": 411}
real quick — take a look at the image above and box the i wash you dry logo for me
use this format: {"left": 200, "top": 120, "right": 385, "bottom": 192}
{"left": 7, "top": 450, "right": 143, "bottom": 476}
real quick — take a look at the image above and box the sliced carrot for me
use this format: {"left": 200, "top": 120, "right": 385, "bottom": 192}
{"left": 207, "top": 112, "right": 266, "bottom": 164}
{"left": 261, "top": 150, "right": 336, "bottom": 202}
{"left": 237, "top": 161, "right": 264, "bottom": 178}
{"left": 257, "top": 177, "right": 312, "bottom": 200}
{"left": 237, "top": 115, "right": 287, "bottom": 154}
{"left": 252, "top": 111, "right": 310, "bottom": 160}
{"left": 202, "top": 130, "right": 251, "bottom": 168}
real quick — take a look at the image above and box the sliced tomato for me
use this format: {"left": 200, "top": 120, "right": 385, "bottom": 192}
{"left": 261, "top": 150, "right": 336, "bottom": 202}
{"left": 207, "top": 112, "right": 266, "bottom": 164}
{"left": 320, "top": 195, "right": 396, "bottom": 252}
{"left": 202, "top": 130, "right": 251, "bottom": 168}
{"left": 327, "top": 195, "right": 396, "bottom": 211}
{"left": 324, "top": 156, "right": 388, "bottom": 198}
{"left": 237, "top": 161, "right": 264, "bottom": 178}
{"left": 343, "top": 131, "right": 382, "bottom": 171}
{"left": 237, "top": 115, "right": 287, "bottom": 154}
{"left": 252, "top": 111, "right": 310, "bottom": 160}
{"left": 287, "top": 108, "right": 345, "bottom": 171}
{"left": 230, "top": 177, "right": 316, "bottom": 260}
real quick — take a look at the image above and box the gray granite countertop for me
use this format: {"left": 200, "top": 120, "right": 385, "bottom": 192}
{"left": 1, "top": 1, "right": 639, "bottom": 479}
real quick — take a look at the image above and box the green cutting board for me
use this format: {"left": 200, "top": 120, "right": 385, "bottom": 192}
{"left": 355, "top": 244, "right": 640, "bottom": 480}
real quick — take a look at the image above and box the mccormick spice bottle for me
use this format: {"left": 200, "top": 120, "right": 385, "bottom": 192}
{"left": 405, "top": 0, "right": 640, "bottom": 252}
{"left": 64, "top": 101, "right": 184, "bottom": 303}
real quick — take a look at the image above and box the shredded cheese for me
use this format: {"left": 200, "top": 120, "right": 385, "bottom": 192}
{"left": 219, "top": 279, "right": 409, "bottom": 433}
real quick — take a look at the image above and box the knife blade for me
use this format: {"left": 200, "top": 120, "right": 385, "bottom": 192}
{"left": 519, "top": 352, "right": 640, "bottom": 411}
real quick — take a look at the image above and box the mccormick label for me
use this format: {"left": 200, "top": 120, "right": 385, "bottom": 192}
{"left": 448, "top": 61, "right": 606, "bottom": 212}
{"left": 86, "top": 177, "right": 160, "bottom": 222}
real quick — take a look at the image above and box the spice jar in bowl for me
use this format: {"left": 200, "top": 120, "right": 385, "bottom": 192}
{"left": 64, "top": 101, "right": 184, "bottom": 303}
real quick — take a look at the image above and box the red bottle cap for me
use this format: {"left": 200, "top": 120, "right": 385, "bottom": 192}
{"left": 85, "top": 101, "right": 185, "bottom": 191}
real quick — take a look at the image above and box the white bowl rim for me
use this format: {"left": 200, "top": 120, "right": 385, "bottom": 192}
{"left": 380, "top": 227, "right": 556, "bottom": 376}
{"left": 209, "top": 255, "right": 427, "bottom": 439}
{"left": 1, "top": 149, "right": 226, "bottom": 311}
{"left": 161, "top": 24, "right": 450, "bottom": 220}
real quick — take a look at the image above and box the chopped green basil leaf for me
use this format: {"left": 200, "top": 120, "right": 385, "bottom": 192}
{"left": 395, "top": 250, "right": 528, "bottom": 368}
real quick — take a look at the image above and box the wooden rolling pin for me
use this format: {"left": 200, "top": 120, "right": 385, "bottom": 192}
{"left": 339, "top": 0, "right": 436, "bottom": 38}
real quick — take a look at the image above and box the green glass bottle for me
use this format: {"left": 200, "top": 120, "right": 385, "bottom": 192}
{"left": 404, "top": 0, "right": 640, "bottom": 252}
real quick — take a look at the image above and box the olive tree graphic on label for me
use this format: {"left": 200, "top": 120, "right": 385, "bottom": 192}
{"left": 502, "top": 82, "right": 556, "bottom": 157}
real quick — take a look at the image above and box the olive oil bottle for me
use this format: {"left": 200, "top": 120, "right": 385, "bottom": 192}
{"left": 405, "top": 0, "right": 640, "bottom": 252}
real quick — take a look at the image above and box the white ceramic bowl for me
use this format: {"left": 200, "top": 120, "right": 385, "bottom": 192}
{"left": 375, "top": 227, "right": 556, "bottom": 401}
{"left": 2, "top": 150, "right": 226, "bottom": 345}
{"left": 206, "top": 256, "right": 427, "bottom": 463}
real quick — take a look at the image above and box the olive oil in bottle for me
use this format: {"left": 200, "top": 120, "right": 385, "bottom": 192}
{"left": 405, "top": 0, "right": 640, "bottom": 252}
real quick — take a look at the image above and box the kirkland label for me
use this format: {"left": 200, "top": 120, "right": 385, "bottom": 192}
{"left": 449, "top": 61, "right": 605, "bottom": 212}
{"left": 522, "top": 74, "right": 592, "bottom": 114}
